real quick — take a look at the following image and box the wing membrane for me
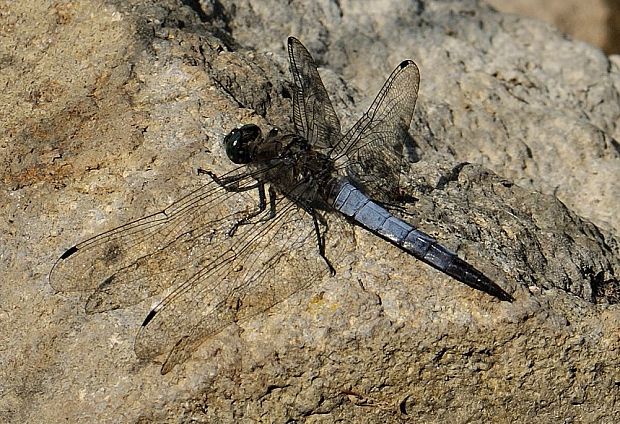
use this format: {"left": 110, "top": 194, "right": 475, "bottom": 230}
{"left": 332, "top": 60, "right": 420, "bottom": 202}
{"left": 134, "top": 194, "right": 345, "bottom": 373}
{"left": 50, "top": 162, "right": 348, "bottom": 374}
{"left": 288, "top": 37, "right": 342, "bottom": 150}
{"left": 49, "top": 166, "right": 268, "bottom": 311}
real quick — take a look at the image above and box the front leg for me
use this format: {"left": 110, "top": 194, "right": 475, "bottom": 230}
{"left": 227, "top": 185, "right": 279, "bottom": 236}
{"left": 198, "top": 168, "right": 262, "bottom": 192}
{"left": 199, "top": 169, "right": 278, "bottom": 236}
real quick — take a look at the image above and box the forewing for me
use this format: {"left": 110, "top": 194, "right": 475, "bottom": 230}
{"left": 332, "top": 60, "right": 419, "bottom": 202}
{"left": 133, "top": 183, "right": 347, "bottom": 374}
{"left": 49, "top": 166, "right": 265, "bottom": 313}
{"left": 288, "top": 37, "right": 342, "bottom": 149}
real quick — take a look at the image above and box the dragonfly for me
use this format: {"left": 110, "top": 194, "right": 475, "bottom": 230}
{"left": 50, "top": 37, "right": 512, "bottom": 374}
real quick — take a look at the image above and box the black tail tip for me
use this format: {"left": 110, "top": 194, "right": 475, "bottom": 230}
{"left": 491, "top": 287, "right": 514, "bottom": 303}
{"left": 446, "top": 257, "right": 513, "bottom": 302}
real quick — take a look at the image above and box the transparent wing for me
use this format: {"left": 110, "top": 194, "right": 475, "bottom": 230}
{"left": 49, "top": 166, "right": 266, "bottom": 312}
{"left": 331, "top": 60, "right": 420, "bottom": 203}
{"left": 135, "top": 194, "right": 346, "bottom": 374}
{"left": 50, "top": 163, "right": 348, "bottom": 374}
{"left": 288, "top": 36, "right": 342, "bottom": 150}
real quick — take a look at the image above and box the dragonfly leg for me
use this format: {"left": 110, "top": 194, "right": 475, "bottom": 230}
{"left": 227, "top": 184, "right": 265, "bottom": 236}
{"left": 375, "top": 192, "right": 419, "bottom": 219}
{"left": 377, "top": 201, "right": 416, "bottom": 219}
{"left": 266, "top": 185, "right": 277, "bottom": 219}
{"left": 198, "top": 168, "right": 262, "bottom": 192}
{"left": 227, "top": 185, "right": 278, "bottom": 236}
{"left": 310, "top": 210, "right": 336, "bottom": 275}
{"left": 198, "top": 169, "right": 277, "bottom": 236}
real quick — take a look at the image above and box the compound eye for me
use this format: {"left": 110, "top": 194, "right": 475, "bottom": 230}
{"left": 239, "top": 124, "right": 260, "bottom": 142}
{"left": 224, "top": 129, "right": 241, "bottom": 145}
{"left": 224, "top": 124, "right": 261, "bottom": 164}
{"left": 224, "top": 127, "right": 255, "bottom": 164}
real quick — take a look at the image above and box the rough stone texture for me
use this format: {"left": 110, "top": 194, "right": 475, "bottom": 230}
{"left": 1, "top": 0, "right": 619, "bottom": 423}
{"left": 485, "top": 0, "right": 619, "bottom": 55}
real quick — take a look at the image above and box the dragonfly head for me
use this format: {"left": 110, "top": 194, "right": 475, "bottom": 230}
{"left": 224, "top": 124, "right": 262, "bottom": 164}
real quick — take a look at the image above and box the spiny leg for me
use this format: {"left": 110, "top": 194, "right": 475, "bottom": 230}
{"left": 227, "top": 185, "right": 278, "bottom": 236}
{"left": 228, "top": 184, "right": 266, "bottom": 236}
{"left": 198, "top": 168, "right": 262, "bottom": 192}
{"left": 376, "top": 193, "right": 419, "bottom": 219}
{"left": 310, "top": 210, "right": 336, "bottom": 275}
{"left": 198, "top": 169, "right": 277, "bottom": 236}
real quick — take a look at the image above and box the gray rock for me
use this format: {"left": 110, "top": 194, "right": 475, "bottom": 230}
{"left": 1, "top": 0, "right": 618, "bottom": 423}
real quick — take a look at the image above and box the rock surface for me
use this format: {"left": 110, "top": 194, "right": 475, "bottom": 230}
{"left": 1, "top": 0, "right": 619, "bottom": 423}
{"left": 486, "top": 0, "right": 619, "bottom": 55}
